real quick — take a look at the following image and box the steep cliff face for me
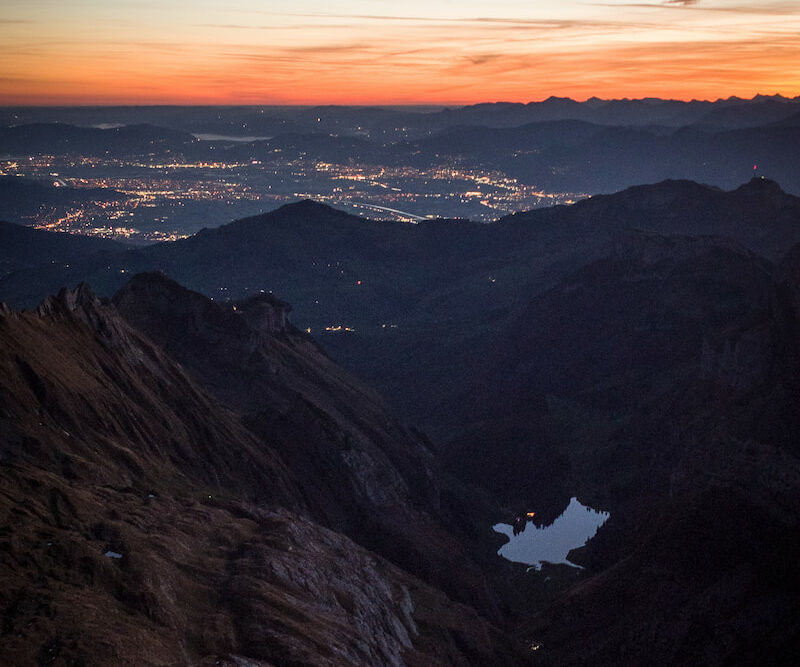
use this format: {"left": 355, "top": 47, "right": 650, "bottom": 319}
{"left": 111, "top": 272, "right": 499, "bottom": 618}
{"left": 232, "top": 291, "right": 292, "bottom": 335}
{"left": 0, "top": 286, "right": 512, "bottom": 666}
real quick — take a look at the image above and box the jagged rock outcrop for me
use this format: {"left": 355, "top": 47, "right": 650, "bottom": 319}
{"left": 231, "top": 291, "right": 292, "bottom": 335}
{"left": 0, "top": 282, "right": 301, "bottom": 502}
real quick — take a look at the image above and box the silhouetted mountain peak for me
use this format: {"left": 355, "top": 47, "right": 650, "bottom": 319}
{"left": 238, "top": 198, "right": 357, "bottom": 230}
{"left": 753, "top": 93, "right": 791, "bottom": 102}
{"left": 113, "top": 271, "right": 254, "bottom": 350}
{"left": 282, "top": 198, "right": 341, "bottom": 215}
{"left": 34, "top": 282, "right": 110, "bottom": 327}
{"left": 581, "top": 178, "right": 719, "bottom": 212}
{"left": 114, "top": 273, "right": 292, "bottom": 342}
{"left": 735, "top": 176, "right": 785, "bottom": 198}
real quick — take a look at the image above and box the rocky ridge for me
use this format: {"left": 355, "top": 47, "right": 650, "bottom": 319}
{"left": 0, "top": 284, "right": 513, "bottom": 665}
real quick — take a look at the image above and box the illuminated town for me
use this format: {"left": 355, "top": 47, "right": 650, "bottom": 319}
{"left": 0, "top": 150, "right": 585, "bottom": 243}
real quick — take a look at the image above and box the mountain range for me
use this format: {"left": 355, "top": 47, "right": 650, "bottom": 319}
{"left": 2, "top": 175, "right": 800, "bottom": 664}
{"left": 4, "top": 95, "right": 800, "bottom": 137}
{"left": 4, "top": 96, "right": 800, "bottom": 204}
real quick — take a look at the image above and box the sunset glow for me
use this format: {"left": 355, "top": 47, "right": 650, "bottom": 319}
{"left": 3, "top": 0, "right": 800, "bottom": 105}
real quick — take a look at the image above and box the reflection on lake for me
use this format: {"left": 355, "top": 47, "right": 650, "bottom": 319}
{"left": 493, "top": 497, "right": 610, "bottom": 569}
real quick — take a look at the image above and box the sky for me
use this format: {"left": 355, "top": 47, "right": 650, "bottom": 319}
{"left": 2, "top": 0, "right": 800, "bottom": 105}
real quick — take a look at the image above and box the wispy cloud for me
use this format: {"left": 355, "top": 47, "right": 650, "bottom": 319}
{"left": 3, "top": 1, "right": 800, "bottom": 104}
{"left": 592, "top": 1, "right": 800, "bottom": 12}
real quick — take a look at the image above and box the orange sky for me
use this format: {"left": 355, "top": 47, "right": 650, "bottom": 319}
{"left": 2, "top": 1, "right": 800, "bottom": 105}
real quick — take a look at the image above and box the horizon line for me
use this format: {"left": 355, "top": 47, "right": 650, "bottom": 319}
{"left": 3, "top": 92, "right": 799, "bottom": 109}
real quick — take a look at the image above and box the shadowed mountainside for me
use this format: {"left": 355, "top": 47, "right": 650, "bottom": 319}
{"left": 0, "top": 215, "right": 125, "bottom": 279}
{"left": 517, "top": 242, "right": 800, "bottom": 665}
{"left": 0, "top": 284, "right": 515, "bottom": 666}
{"left": 2, "top": 178, "right": 800, "bottom": 442}
{"left": 2, "top": 175, "right": 800, "bottom": 663}
{"left": 110, "top": 272, "right": 502, "bottom": 617}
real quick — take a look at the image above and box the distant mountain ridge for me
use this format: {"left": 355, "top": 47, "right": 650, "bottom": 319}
{"left": 0, "top": 122, "right": 197, "bottom": 156}
{"left": 3, "top": 94, "right": 800, "bottom": 135}
{"left": 4, "top": 96, "right": 800, "bottom": 201}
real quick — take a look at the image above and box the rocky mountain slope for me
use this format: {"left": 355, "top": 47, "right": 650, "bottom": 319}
{"left": 110, "top": 272, "right": 499, "bottom": 615}
{"left": 0, "top": 284, "right": 513, "bottom": 666}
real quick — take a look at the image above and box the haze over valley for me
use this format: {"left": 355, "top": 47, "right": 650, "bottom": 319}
{"left": 3, "top": 95, "right": 800, "bottom": 243}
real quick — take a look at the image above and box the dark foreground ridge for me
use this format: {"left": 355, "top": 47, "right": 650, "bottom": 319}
{"left": 0, "top": 281, "right": 515, "bottom": 666}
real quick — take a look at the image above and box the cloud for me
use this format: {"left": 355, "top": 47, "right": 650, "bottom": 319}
{"left": 593, "top": 1, "right": 800, "bottom": 12}
{"left": 466, "top": 54, "right": 503, "bottom": 66}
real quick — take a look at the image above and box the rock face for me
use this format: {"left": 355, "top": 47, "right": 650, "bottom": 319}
{"left": 231, "top": 291, "right": 292, "bottom": 335}
{"left": 111, "top": 272, "right": 500, "bottom": 618}
{"left": 0, "top": 284, "right": 511, "bottom": 666}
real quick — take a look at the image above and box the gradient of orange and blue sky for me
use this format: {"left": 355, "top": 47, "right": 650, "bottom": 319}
{"left": 2, "top": 0, "right": 800, "bottom": 105}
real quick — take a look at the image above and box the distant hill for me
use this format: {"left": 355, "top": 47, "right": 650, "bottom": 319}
{"left": 0, "top": 122, "right": 197, "bottom": 156}
{"left": 692, "top": 98, "right": 800, "bottom": 129}
{"left": 3, "top": 95, "right": 800, "bottom": 140}
{"left": 0, "top": 216, "right": 125, "bottom": 278}
{"left": 408, "top": 122, "right": 800, "bottom": 195}
{"left": 0, "top": 175, "right": 125, "bottom": 227}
